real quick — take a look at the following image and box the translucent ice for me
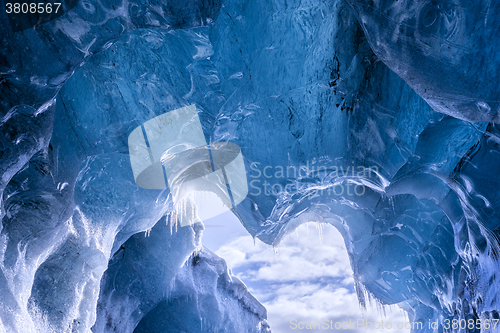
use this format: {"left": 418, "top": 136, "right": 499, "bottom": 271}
{"left": 1, "top": 0, "right": 500, "bottom": 331}
{"left": 344, "top": 0, "right": 500, "bottom": 123}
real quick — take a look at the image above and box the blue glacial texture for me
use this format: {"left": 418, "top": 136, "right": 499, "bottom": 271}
{"left": 0, "top": 0, "right": 500, "bottom": 332}
{"left": 0, "top": 0, "right": 221, "bottom": 114}
{"left": 344, "top": 0, "right": 500, "bottom": 123}
{"left": 94, "top": 220, "right": 269, "bottom": 333}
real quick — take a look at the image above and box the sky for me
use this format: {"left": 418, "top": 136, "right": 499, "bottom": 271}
{"left": 202, "top": 211, "right": 411, "bottom": 333}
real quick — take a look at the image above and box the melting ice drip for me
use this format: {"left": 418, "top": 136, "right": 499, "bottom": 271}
{"left": 128, "top": 104, "right": 248, "bottom": 227}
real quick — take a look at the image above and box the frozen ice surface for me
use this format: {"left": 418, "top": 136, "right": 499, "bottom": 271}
{"left": 0, "top": 0, "right": 221, "bottom": 115}
{"left": 344, "top": 0, "right": 500, "bottom": 123}
{"left": 1, "top": 0, "right": 500, "bottom": 332}
{"left": 94, "top": 219, "right": 270, "bottom": 333}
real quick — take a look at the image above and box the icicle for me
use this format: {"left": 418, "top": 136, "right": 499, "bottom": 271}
{"left": 375, "top": 301, "right": 387, "bottom": 318}
{"left": 273, "top": 244, "right": 280, "bottom": 261}
{"left": 317, "top": 222, "right": 324, "bottom": 244}
{"left": 191, "top": 194, "right": 195, "bottom": 221}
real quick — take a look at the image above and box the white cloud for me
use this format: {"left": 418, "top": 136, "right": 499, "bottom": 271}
{"left": 215, "top": 223, "right": 411, "bottom": 333}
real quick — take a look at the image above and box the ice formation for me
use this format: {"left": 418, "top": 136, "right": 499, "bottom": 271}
{"left": 1, "top": 0, "right": 500, "bottom": 332}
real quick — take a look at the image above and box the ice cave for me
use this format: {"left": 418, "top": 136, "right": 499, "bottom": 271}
{"left": 1, "top": 0, "right": 500, "bottom": 332}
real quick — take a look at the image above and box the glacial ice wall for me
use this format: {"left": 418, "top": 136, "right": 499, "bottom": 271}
{"left": 344, "top": 0, "right": 500, "bottom": 123}
{"left": 94, "top": 220, "right": 269, "bottom": 333}
{"left": 1, "top": 0, "right": 500, "bottom": 332}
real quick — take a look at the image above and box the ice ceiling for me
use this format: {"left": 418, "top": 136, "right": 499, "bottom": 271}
{"left": 1, "top": 0, "right": 500, "bottom": 332}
